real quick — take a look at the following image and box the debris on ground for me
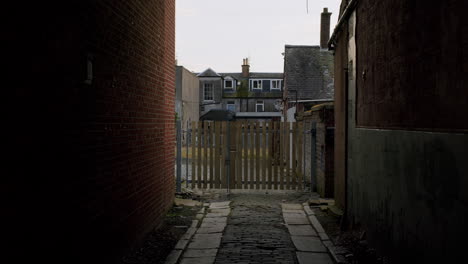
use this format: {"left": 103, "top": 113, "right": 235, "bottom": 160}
{"left": 122, "top": 203, "right": 201, "bottom": 264}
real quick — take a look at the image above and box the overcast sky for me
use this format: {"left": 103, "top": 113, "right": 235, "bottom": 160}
{"left": 175, "top": 0, "right": 341, "bottom": 73}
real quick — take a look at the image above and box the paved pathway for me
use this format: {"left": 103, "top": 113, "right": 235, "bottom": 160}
{"left": 166, "top": 193, "right": 338, "bottom": 264}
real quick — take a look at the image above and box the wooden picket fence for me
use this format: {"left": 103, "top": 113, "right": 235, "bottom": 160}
{"left": 189, "top": 121, "right": 304, "bottom": 190}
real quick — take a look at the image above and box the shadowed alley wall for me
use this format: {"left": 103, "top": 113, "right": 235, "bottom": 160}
{"left": 11, "top": 1, "right": 176, "bottom": 263}
{"left": 332, "top": 0, "right": 468, "bottom": 262}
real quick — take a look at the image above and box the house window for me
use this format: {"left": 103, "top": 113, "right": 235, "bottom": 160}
{"left": 251, "top": 80, "right": 262, "bottom": 90}
{"left": 226, "top": 101, "right": 236, "bottom": 111}
{"left": 224, "top": 79, "right": 233, "bottom": 89}
{"left": 271, "top": 80, "right": 281, "bottom": 90}
{"left": 204, "top": 83, "right": 214, "bottom": 101}
{"left": 256, "top": 100, "right": 264, "bottom": 112}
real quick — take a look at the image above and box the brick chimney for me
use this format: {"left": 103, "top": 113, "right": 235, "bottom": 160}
{"left": 320, "top": 8, "right": 332, "bottom": 49}
{"left": 242, "top": 58, "right": 250, "bottom": 78}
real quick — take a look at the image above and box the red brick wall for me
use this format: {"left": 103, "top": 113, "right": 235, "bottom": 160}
{"left": 12, "top": 1, "right": 176, "bottom": 263}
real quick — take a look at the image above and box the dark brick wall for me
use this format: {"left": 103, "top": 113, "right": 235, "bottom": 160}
{"left": 12, "top": 1, "right": 176, "bottom": 263}
{"left": 356, "top": 0, "right": 468, "bottom": 131}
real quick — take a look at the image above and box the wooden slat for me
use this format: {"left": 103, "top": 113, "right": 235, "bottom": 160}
{"left": 196, "top": 121, "right": 202, "bottom": 189}
{"left": 262, "top": 121, "right": 266, "bottom": 190}
{"left": 209, "top": 122, "right": 214, "bottom": 189}
{"left": 214, "top": 122, "right": 220, "bottom": 189}
{"left": 292, "top": 122, "right": 297, "bottom": 189}
{"left": 279, "top": 122, "right": 284, "bottom": 190}
{"left": 267, "top": 121, "right": 272, "bottom": 190}
{"left": 221, "top": 121, "right": 227, "bottom": 188}
{"left": 285, "top": 122, "right": 290, "bottom": 190}
{"left": 243, "top": 121, "right": 248, "bottom": 189}
{"left": 298, "top": 122, "right": 304, "bottom": 190}
{"left": 236, "top": 121, "right": 242, "bottom": 189}
{"left": 229, "top": 122, "right": 236, "bottom": 189}
{"left": 249, "top": 121, "right": 254, "bottom": 189}
{"left": 202, "top": 121, "right": 207, "bottom": 189}
{"left": 273, "top": 122, "right": 278, "bottom": 189}
{"left": 191, "top": 121, "right": 196, "bottom": 189}
{"left": 255, "top": 121, "right": 260, "bottom": 189}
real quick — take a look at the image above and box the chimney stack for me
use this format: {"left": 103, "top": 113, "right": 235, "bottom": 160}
{"left": 320, "top": 7, "right": 332, "bottom": 49}
{"left": 242, "top": 58, "right": 250, "bottom": 77}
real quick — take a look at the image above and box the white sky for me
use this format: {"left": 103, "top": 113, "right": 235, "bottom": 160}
{"left": 175, "top": 0, "right": 341, "bottom": 73}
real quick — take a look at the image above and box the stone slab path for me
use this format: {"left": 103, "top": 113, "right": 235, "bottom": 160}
{"left": 166, "top": 193, "right": 339, "bottom": 264}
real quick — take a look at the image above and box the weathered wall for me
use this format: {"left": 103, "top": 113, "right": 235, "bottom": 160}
{"left": 13, "top": 1, "right": 176, "bottom": 263}
{"left": 344, "top": 0, "right": 468, "bottom": 262}
{"left": 356, "top": 1, "right": 468, "bottom": 131}
{"left": 176, "top": 66, "right": 199, "bottom": 131}
{"left": 332, "top": 20, "right": 348, "bottom": 210}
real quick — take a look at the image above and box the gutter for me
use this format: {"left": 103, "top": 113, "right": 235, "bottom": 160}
{"left": 328, "top": 0, "right": 359, "bottom": 50}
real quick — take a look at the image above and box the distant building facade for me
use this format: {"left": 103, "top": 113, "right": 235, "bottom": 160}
{"left": 198, "top": 59, "right": 283, "bottom": 122}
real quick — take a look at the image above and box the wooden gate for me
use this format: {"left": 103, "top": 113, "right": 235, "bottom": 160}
{"left": 188, "top": 121, "right": 304, "bottom": 190}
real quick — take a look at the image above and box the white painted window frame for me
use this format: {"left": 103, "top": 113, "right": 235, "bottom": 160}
{"left": 250, "top": 79, "right": 263, "bottom": 91}
{"left": 203, "top": 83, "right": 214, "bottom": 101}
{"left": 224, "top": 78, "right": 234, "bottom": 90}
{"left": 255, "top": 100, "right": 264, "bottom": 112}
{"left": 270, "top": 79, "right": 282, "bottom": 90}
{"left": 226, "top": 100, "right": 236, "bottom": 111}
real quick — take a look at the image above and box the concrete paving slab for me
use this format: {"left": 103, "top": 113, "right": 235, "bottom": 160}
{"left": 208, "top": 208, "right": 231, "bottom": 214}
{"left": 286, "top": 225, "right": 318, "bottom": 236}
{"left": 318, "top": 232, "right": 330, "bottom": 241}
{"left": 205, "top": 212, "right": 228, "bottom": 218}
{"left": 209, "top": 201, "right": 231, "bottom": 208}
{"left": 203, "top": 203, "right": 210, "bottom": 207}
{"left": 196, "top": 226, "right": 225, "bottom": 234}
{"left": 188, "top": 234, "right": 222, "bottom": 249}
{"left": 308, "top": 215, "right": 325, "bottom": 233}
{"left": 291, "top": 236, "right": 327, "bottom": 252}
{"left": 174, "top": 239, "right": 189, "bottom": 250}
{"left": 282, "top": 209, "right": 306, "bottom": 214}
{"left": 202, "top": 217, "right": 227, "bottom": 223}
{"left": 296, "top": 252, "right": 334, "bottom": 264}
{"left": 284, "top": 216, "right": 310, "bottom": 225}
{"left": 180, "top": 257, "right": 215, "bottom": 264}
{"left": 283, "top": 211, "right": 307, "bottom": 218}
{"left": 199, "top": 221, "right": 226, "bottom": 229}
{"left": 303, "top": 206, "right": 315, "bottom": 216}
{"left": 164, "top": 249, "right": 182, "bottom": 264}
{"left": 196, "top": 213, "right": 204, "bottom": 220}
{"left": 181, "top": 227, "right": 197, "bottom": 240}
{"left": 183, "top": 249, "right": 218, "bottom": 258}
{"left": 191, "top": 219, "right": 199, "bottom": 228}
{"left": 281, "top": 203, "right": 303, "bottom": 210}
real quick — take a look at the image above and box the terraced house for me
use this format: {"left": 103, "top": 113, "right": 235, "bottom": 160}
{"left": 198, "top": 58, "right": 284, "bottom": 122}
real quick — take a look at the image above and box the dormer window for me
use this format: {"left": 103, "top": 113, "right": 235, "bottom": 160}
{"left": 271, "top": 80, "right": 282, "bottom": 90}
{"left": 250, "top": 79, "right": 262, "bottom": 90}
{"left": 224, "top": 79, "right": 233, "bottom": 89}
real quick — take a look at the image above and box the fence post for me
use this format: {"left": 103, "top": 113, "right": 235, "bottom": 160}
{"left": 176, "top": 119, "right": 182, "bottom": 193}
{"left": 186, "top": 120, "right": 189, "bottom": 189}
{"left": 311, "top": 122, "right": 317, "bottom": 192}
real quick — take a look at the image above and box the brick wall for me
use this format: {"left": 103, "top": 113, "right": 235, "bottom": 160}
{"left": 12, "top": 1, "right": 176, "bottom": 263}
